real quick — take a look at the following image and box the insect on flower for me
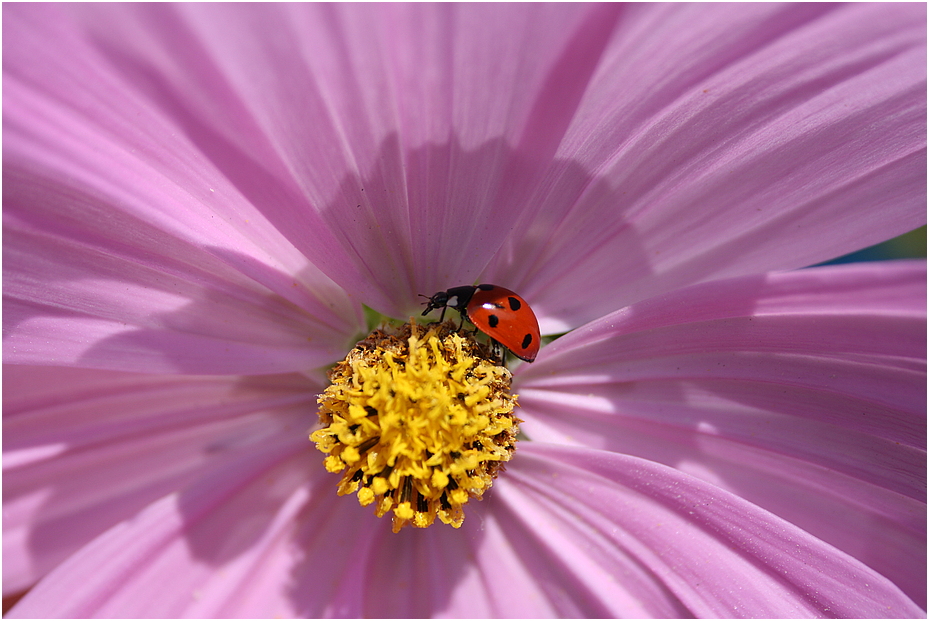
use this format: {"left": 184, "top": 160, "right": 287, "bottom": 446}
{"left": 421, "top": 284, "right": 541, "bottom": 362}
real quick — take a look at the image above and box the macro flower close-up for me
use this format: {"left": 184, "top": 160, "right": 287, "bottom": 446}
{"left": 3, "top": 3, "right": 926, "bottom": 618}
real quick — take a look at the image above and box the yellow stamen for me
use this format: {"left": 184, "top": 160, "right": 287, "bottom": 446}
{"left": 311, "top": 319, "right": 520, "bottom": 532}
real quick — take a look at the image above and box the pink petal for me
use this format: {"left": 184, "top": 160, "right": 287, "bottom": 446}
{"left": 5, "top": 4, "right": 367, "bottom": 374}
{"left": 155, "top": 4, "right": 622, "bottom": 311}
{"left": 6, "top": 5, "right": 924, "bottom": 333}
{"left": 517, "top": 260, "right": 926, "bottom": 607}
{"left": 488, "top": 3, "right": 926, "bottom": 330}
{"left": 490, "top": 445, "right": 924, "bottom": 617}
{"left": 2, "top": 4, "right": 621, "bottom": 319}
{"left": 5, "top": 438, "right": 394, "bottom": 618}
{"left": 12, "top": 443, "right": 921, "bottom": 617}
{"left": 3, "top": 364, "right": 319, "bottom": 594}
{"left": 3, "top": 219, "right": 360, "bottom": 373}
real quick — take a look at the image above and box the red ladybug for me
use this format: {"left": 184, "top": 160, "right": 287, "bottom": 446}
{"left": 421, "top": 284, "right": 540, "bottom": 362}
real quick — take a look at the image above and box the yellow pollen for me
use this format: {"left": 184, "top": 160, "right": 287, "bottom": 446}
{"left": 311, "top": 319, "right": 520, "bottom": 532}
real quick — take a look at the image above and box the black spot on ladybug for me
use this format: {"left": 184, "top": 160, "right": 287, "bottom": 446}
{"left": 477, "top": 284, "right": 495, "bottom": 291}
{"left": 487, "top": 314, "right": 499, "bottom": 328}
{"left": 507, "top": 296, "right": 522, "bottom": 311}
{"left": 521, "top": 333, "right": 533, "bottom": 349}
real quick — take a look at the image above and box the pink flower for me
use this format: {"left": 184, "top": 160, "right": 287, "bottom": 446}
{"left": 4, "top": 3, "right": 925, "bottom": 617}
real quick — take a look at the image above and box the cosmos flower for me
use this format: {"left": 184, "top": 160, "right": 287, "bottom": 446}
{"left": 3, "top": 3, "right": 926, "bottom": 618}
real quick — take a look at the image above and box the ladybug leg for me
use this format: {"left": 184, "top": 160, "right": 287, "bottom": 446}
{"left": 438, "top": 306, "right": 447, "bottom": 323}
{"left": 455, "top": 311, "right": 475, "bottom": 333}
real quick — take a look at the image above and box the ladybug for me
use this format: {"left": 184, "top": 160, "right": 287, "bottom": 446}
{"left": 421, "top": 284, "right": 540, "bottom": 362}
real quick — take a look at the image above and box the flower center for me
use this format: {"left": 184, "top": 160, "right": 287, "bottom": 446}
{"left": 311, "top": 319, "right": 520, "bottom": 532}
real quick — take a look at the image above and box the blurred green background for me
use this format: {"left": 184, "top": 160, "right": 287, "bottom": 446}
{"left": 818, "top": 225, "right": 926, "bottom": 265}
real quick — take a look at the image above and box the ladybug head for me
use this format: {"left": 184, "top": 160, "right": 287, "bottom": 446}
{"left": 420, "top": 290, "right": 450, "bottom": 316}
